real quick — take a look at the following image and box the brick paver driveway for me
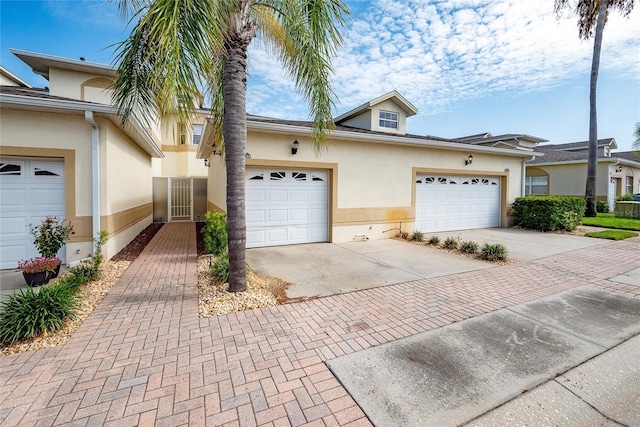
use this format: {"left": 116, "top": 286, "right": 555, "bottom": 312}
{"left": 1, "top": 223, "right": 639, "bottom": 426}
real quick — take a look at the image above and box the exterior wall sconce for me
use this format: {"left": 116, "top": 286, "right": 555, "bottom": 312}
{"left": 465, "top": 154, "right": 473, "bottom": 165}
{"left": 615, "top": 166, "right": 623, "bottom": 172}
{"left": 204, "top": 159, "right": 211, "bottom": 168}
{"left": 292, "top": 139, "right": 299, "bottom": 155}
{"left": 245, "top": 153, "right": 251, "bottom": 159}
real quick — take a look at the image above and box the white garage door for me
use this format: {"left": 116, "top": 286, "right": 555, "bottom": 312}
{"left": 246, "top": 168, "right": 328, "bottom": 248}
{"left": 415, "top": 175, "right": 500, "bottom": 233}
{"left": 0, "top": 157, "right": 66, "bottom": 269}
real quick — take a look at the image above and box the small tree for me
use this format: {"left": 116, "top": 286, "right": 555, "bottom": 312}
{"left": 554, "top": 0, "right": 635, "bottom": 217}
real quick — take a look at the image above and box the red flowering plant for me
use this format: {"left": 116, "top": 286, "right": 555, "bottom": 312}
{"left": 17, "top": 256, "right": 61, "bottom": 274}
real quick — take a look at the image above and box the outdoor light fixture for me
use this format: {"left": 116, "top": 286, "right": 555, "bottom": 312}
{"left": 204, "top": 159, "right": 211, "bottom": 167}
{"left": 292, "top": 139, "right": 299, "bottom": 155}
{"left": 245, "top": 153, "right": 251, "bottom": 159}
{"left": 616, "top": 166, "right": 623, "bottom": 172}
{"left": 465, "top": 154, "right": 473, "bottom": 165}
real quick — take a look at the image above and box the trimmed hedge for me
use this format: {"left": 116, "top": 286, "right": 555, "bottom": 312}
{"left": 203, "top": 212, "right": 228, "bottom": 255}
{"left": 512, "top": 196, "right": 586, "bottom": 231}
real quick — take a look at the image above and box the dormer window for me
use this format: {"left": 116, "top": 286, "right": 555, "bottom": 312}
{"left": 379, "top": 111, "right": 398, "bottom": 130}
{"left": 604, "top": 147, "right": 611, "bottom": 157}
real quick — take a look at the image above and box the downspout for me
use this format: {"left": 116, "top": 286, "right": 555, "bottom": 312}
{"left": 85, "top": 111, "right": 100, "bottom": 252}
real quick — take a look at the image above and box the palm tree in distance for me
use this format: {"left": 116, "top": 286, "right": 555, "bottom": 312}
{"left": 112, "top": 0, "right": 350, "bottom": 292}
{"left": 554, "top": 0, "right": 635, "bottom": 216}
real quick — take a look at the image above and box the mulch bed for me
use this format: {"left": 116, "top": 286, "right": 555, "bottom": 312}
{"left": 110, "top": 222, "right": 164, "bottom": 261}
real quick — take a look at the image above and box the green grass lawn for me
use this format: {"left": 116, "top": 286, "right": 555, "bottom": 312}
{"left": 584, "top": 230, "right": 638, "bottom": 240}
{"left": 582, "top": 213, "right": 640, "bottom": 231}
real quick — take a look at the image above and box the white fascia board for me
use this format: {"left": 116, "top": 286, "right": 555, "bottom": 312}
{"left": 248, "top": 120, "right": 544, "bottom": 159}
{"left": 0, "top": 93, "right": 163, "bottom": 158}
{"left": 528, "top": 158, "right": 618, "bottom": 167}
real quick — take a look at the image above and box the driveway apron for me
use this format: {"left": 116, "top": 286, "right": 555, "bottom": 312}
{"left": 0, "top": 224, "right": 638, "bottom": 426}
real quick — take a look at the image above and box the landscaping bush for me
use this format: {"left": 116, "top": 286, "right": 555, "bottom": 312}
{"left": 428, "top": 235, "right": 440, "bottom": 246}
{"left": 211, "top": 251, "right": 230, "bottom": 284}
{"left": 596, "top": 200, "right": 609, "bottom": 213}
{"left": 479, "top": 243, "right": 508, "bottom": 262}
{"left": 460, "top": 241, "right": 479, "bottom": 254}
{"left": 443, "top": 236, "right": 459, "bottom": 250}
{"left": 400, "top": 231, "right": 410, "bottom": 240}
{"left": 411, "top": 230, "right": 424, "bottom": 242}
{"left": 69, "top": 263, "right": 96, "bottom": 284}
{"left": 615, "top": 194, "right": 634, "bottom": 202}
{"left": 512, "top": 196, "right": 586, "bottom": 231}
{"left": 203, "top": 212, "right": 228, "bottom": 254}
{"left": 0, "top": 281, "right": 79, "bottom": 344}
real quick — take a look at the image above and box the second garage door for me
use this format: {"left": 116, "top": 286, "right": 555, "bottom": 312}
{"left": 246, "top": 168, "right": 328, "bottom": 248}
{"left": 0, "top": 157, "right": 66, "bottom": 269}
{"left": 415, "top": 175, "right": 500, "bottom": 233}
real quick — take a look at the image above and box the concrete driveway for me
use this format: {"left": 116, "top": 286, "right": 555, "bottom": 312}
{"left": 246, "top": 228, "right": 606, "bottom": 299}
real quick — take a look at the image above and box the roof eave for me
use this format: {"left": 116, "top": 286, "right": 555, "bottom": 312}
{"left": 0, "top": 93, "right": 163, "bottom": 158}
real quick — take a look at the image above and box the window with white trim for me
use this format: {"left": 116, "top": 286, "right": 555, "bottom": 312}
{"left": 626, "top": 176, "right": 633, "bottom": 194}
{"left": 379, "top": 111, "right": 398, "bottom": 129}
{"left": 525, "top": 176, "right": 548, "bottom": 195}
{"left": 192, "top": 124, "right": 203, "bottom": 145}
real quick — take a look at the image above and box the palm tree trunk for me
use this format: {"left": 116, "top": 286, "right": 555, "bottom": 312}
{"left": 585, "top": 1, "right": 607, "bottom": 217}
{"left": 223, "top": 35, "right": 250, "bottom": 292}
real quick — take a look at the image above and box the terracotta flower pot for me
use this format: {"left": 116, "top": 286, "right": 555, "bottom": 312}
{"left": 22, "top": 271, "right": 51, "bottom": 287}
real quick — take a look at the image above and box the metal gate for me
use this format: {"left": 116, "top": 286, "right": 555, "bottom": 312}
{"left": 170, "top": 178, "right": 192, "bottom": 221}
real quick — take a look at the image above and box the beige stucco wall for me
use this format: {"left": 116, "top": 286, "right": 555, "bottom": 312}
{"left": 207, "top": 129, "right": 524, "bottom": 242}
{"left": 532, "top": 159, "right": 640, "bottom": 200}
{"left": 158, "top": 114, "right": 208, "bottom": 177}
{"left": 0, "top": 107, "right": 154, "bottom": 262}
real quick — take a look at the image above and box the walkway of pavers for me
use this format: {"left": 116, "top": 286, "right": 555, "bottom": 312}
{"left": 1, "top": 222, "right": 638, "bottom": 426}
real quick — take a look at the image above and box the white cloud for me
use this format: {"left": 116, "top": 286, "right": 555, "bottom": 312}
{"left": 245, "top": 0, "right": 639, "bottom": 122}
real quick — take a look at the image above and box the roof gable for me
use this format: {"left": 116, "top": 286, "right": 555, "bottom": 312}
{"left": 334, "top": 90, "right": 418, "bottom": 124}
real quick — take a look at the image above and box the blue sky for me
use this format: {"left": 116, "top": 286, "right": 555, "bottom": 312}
{"left": 1, "top": 0, "right": 639, "bottom": 151}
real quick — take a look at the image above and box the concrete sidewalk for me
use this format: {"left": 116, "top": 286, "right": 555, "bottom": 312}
{"left": 1, "top": 224, "right": 639, "bottom": 426}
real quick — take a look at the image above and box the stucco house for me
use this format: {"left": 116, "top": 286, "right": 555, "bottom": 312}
{"left": 525, "top": 138, "right": 640, "bottom": 209}
{"left": 0, "top": 50, "right": 207, "bottom": 269}
{"left": 197, "top": 92, "right": 544, "bottom": 248}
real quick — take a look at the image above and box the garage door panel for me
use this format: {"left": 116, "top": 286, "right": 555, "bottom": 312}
{"left": 268, "top": 190, "right": 288, "bottom": 202}
{"left": 246, "top": 168, "right": 328, "bottom": 248}
{"left": 289, "top": 189, "right": 310, "bottom": 202}
{"left": 246, "top": 189, "right": 267, "bottom": 203}
{"left": 289, "top": 209, "right": 309, "bottom": 222}
{"left": 0, "top": 157, "right": 66, "bottom": 269}
{"left": 2, "top": 188, "right": 27, "bottom": 208}
{"left": 268, "top": 209, "right": 288, "bottom": 222}
{"left": 416, "top": 174, "right": 500, "bottom": 233}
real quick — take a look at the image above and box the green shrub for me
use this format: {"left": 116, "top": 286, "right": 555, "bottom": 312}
{"left": 480, "top": 243, "right": 508, "bottom": 262}
{"left": 211, "top": 251, "right": 230, "bottom": 284}
{"left": 411, "top": 230, "right": 424, "bottom": 242}
{"left": 443, "top": 236, "right": 459, "bottom": 250}
{"left": 560, "top": 211, "right": 581, "bottom": 232}
{"left": 616, "top": 194, "right": 634, "bottom": 202}
{"left": 69, "top": 263, "right": 96, "bottom": 284}
{"left": 596, "top": 200, "right": 609, "bottom": 213}
{"left": 512, "top": 196, "right": 586, "bottom": 231}
{"left": 203, "top": 212, "right": 228, "bottom": 254}
{"left": 92, "top": 231, "right": 108, "bottom": 272}
{"left": 428, "top": 235, "right": 440, "bottom": 246}
{"left": 0, "top": 281, "right": 79, "bottom": 344}
{"left": 460, "top": 241, "right": 479, "bottom": 254}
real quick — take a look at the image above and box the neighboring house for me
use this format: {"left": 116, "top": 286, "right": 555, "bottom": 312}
{"left": 197, "top": 91, "right": 544, "bottom": 248}
{"left": 0, "top": 50, "right": 206, "bottom": 269}
{"left": 525, "top": 138, "right": 640, "bottom": 209}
